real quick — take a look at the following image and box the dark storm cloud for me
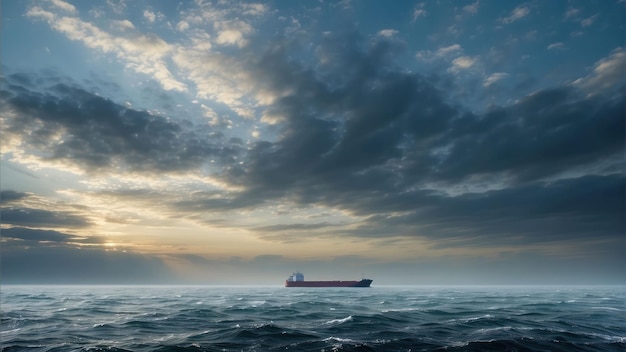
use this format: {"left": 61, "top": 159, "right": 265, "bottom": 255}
{"left": 341, "top": 174, "right": 624, "bottom": 244}
{"left": 0, "top": 190, "right": 91, "bottom": 228}
{"left": 249, "top": 174, "right": 624, "bottom": 248}
{"left": 0, "top": 190, "right": 29, "bottom": 204}
{"left": 440, "top": 88, "right": 625, "bottom": 183}
{"left": 1, "top": 227, "right": 101, "bottom": 245}
{"left": 230, "top": 33, "right": 622, "bottom": 189}
{"left": 1, "top": 73, "right": 240, "bottom": 173}
{"left": 224, "top": 34, "right": 450, "bottom": 198}
{"left": 219, "top": 32, "right": 624, "bottom": 246}
{"left": 1, "top": 207, "right": 91, "bottom": 228}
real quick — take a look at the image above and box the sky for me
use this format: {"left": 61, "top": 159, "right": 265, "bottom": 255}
{"left": 1, "top": 0, "right": 624, "bottom": 285}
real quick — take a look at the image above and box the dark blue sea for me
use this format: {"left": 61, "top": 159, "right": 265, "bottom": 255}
{"left": 1, "top": 285, "right": 624, "bottom": 352}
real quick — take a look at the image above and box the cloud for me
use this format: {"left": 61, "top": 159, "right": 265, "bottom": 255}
{"left": 253, "top": 222, "right": 339, "bottom": 233}
{"left": 564, "top": 7, "right": 580, "bottom": 19}
{"left": 483, "top": 72, "right": 509, "bottom": 87}
{"left": 106, "top": 0, "right": 126, "bottom": 14}
{"left": 143, "top": 9, "right": 163, "bottom": 23}
{"left": 0, "top": 190, "right": 92, "bottom": 228}
{"left": 437, "top": 43, "right": 462, "bottom": 57}
{"left": 452, "top": 56, "right": 475, "bottom": 68}
{"left": 251, "top": 222, "right": 347, "bottom": 243}
{"left": 171, "top": 44, "right": 254, "bottom": 114}
{"left": 241, "top": 3, "right": 268, "bottom": 17}
{"left": 24, "top": 0, "right": 273, "bottom": 119}
{"left": 412, "top": 8, "right": 426, "bottom": 20}
{"left": 0, "top": 73, "right": 238, "bottom": 174}
{"left": 112, "top": 19, "right": 135, "bottom": 30}
{"left": 500, "top": 4, "right": 530, "bottom": 24}
{"left": 437, "top": 88, "right": 624, "bottom": 183}
{"left": 1, "top": 227, "right": 100, "bottom": 244}
{"left": 581, "top": 14, "right": 599, "bottom": 27}
{"left": 214, "top": 20, "right": 253, "bottom": 47}
{"left": 190, "top": 33, "right": 624, "bottom": 255}
{"left": 448, "top": 55, "right": 476, "bottom": 72}
{"left": 50, "top": 0, "right": 77, "bottom": 14}
{"left": 463, "top": 1, "right": 480, "bottom": 15}
{"left": 573, "top": 47, "right": 626, "bottom": 94}
{"left": 26, "top": 4, "right": 186, "bottom": 92}
{"left": 169, "top": 1, "right": 271, "bottom": 115}
{"left": 415, "top": 44, "right": 463, "bottom": 63}
{"left": 1, "top": 208, "right": 92, "bottom": 228}
{"left": 378, "top": 29, "right": 399, "bottom": 37}
{"left": 411, "top": 3, "right": 427, "bottom": 22}
{"left": 547, "top": 42, "right": 565, "bottom": 50}
{"left": 347, "top": 174, "right": 624, "bottom": 246}
{"left": 176, "top": 20, "right": 189, "bottom": 31}
{"left": 0, "top": 190, "right": 29, "bottom": 204}
{"left": 143, "top": 9, "right": 156, "bottom": 22}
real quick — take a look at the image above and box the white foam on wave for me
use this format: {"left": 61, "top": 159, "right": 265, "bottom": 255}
{"left": 586, "top": 332, "right": 626, "bottom": 343}
{"left": 154, "top": 333, "right": 175, "bottom": 342}
{"left": 324, "top": 315, "right": 353, "bottom": 325}
{"left": 446, "top": 314, "right": 493, "bottom": 324}
{"left": 323, "top": 336, "right": 356, "bottom": 343}
{"left": 381, "top": 307, "right": 418, "bottom": 313}
{"left": 464, "top": 314, "right": 494, "bottom": 322}
{"left": 591, "top": 306, "right": 622, "bottom": 311}
{"left": 0, "top": 328, "right": 21, "bottom": 334}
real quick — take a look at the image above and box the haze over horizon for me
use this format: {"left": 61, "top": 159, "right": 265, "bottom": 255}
{"left": 1, "top": 0, "right": 624, "bottom": 285}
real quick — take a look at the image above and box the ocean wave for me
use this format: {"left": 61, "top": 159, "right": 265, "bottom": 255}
{"left": 1, "top": 286, "right": 624, "bottom": 352}
{"left": 591, "top": 306, "right": 622, "bottom": 311}
{"left": 324, "top": 315, "right": 353, "bottom": 325}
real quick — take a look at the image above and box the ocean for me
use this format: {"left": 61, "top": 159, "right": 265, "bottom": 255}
{"left": 1, "top": 285, "right": 624, "bottom": 351}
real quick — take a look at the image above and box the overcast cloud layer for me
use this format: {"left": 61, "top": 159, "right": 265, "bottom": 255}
{"left": 1, "top": 0, "right": 624, "bottom": 284}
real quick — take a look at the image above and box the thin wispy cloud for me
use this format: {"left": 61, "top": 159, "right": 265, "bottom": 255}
{"left": 564, "top": 7, "right": 580, "bottom": 20}
{"left": 483, "top": 72, "right": 509, "bottom": 87}
{"left": 547, "top": 42, "right": 565, "bottom": 50}
{"left": 463, "top": 1, "right": 480, "bottom": 15}
{"left": 378, "top": 29, "right": 399, "bottom": 37}
{"left": 581, "top": 14, "right": 599, "bottom": 27}
{"left": 500, "top": 4, "right": 531, "bottom": 24}
{"left": 412, "top": 2, "right": 427, "bottom": 22}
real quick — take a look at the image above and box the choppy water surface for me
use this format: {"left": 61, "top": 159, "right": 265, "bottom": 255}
{"left": 1, "top": 285, "right": 624, "bottom": 351}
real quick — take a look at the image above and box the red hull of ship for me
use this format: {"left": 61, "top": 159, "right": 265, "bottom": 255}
{"left": 285, "top": 279, "right": 372, "bottom": 287}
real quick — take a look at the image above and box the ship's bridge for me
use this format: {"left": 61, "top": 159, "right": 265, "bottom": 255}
{"left": 287, "top": 272, "right": 304, "bottom": 282}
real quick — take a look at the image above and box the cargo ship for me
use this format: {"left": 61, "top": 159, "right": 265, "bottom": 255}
{"left": 285, "top": 272, "right": 372, "bottom": 287}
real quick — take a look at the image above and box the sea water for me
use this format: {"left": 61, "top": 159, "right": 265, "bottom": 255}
{"left": 1, "top": 285, "right": 624, "bottom": 351}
